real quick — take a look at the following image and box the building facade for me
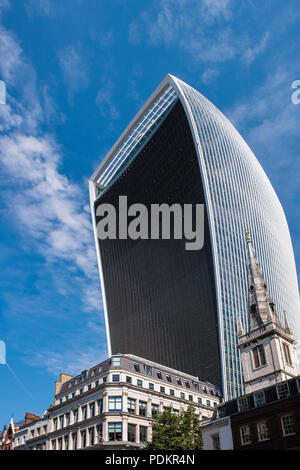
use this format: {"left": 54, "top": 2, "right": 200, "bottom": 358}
{"left": 89, "top": 74, "right": 300, "bottom": 400}
{"left": 204, "top": 376, "right": 300, "bottom": 450}
{"left": 202, "top": 235, "right": 300, "bottom": 450}
{"left": 15, "top": 354, "right": 220, "bottom": 450}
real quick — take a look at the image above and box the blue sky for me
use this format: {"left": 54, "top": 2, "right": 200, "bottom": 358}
{"left": 0, "top": 0, "right": 299, "bottom": 427}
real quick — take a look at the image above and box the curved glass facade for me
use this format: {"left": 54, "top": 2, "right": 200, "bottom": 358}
{"left": 90, "top": 75, "right": 300, "bottom": 400}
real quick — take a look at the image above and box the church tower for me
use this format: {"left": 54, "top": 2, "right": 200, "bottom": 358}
{"left": 238, "top": 230, "right": 299, "bottom": 394}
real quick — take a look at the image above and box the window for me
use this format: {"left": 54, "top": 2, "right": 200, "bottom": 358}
{"left": 193, "top": 382, "right": 199, "bottom": 391}
{"left": 160, "top": 386, "right": 165, "bottom": 393}
{"left": 253, "top": 391, "right": 265, "bottom": 407}
{"left": 59, "top": 415, "right": 64, "bottom": 429}
{"left": 281, "top": 415, "right": 296, "bottom": 436}
{"left": 98, "top": 399, "right": 103, "bottom": 413}
{"left": 43, "top": 425, "right": 47, "bottom": 434}
{"left": 97, "top": 424, "right": 103, "bottom": 443}
{"left": 89, "top": 427, "right": 95, "bottom": 446}
{"left": 72, "top": 433, "right": 77, "bottom": 450}
{"left": 58, "top": 438, "right": 63, "bottom": 451}
{"left": 197, "top": 397, "right": 202, "bottom": 404}
{"left": 82, "top": 371, "right": 87, "bottom": 381}
{"left": 253, "top": 345, "right": 267, "bottom": 368}
{"left": 149, "top": 383, "right": 154, "bottom": 390}
{"left": 257, "top": 422, "right": 270, "bottom": 441}
{"left": 126, "top": 376, "right": 132, "bottom": 384}
{"left": 65, "top": 412, "right": 70, "bottom": 426}
{"left": 64, "top": 435, "right": 69, "bottom": 450}
{"left": 157, "top": 371, "right": 162, "bottom": 379}
{"left": 137, "top": 379, "right": 143, "bottom": 387}
{"left": 184, "top": 380, "right": 190, "bottom": 388}
{"left": 53, "top": 418, "right": 58, "bottom": 431}
{"left": 134, "top": 363, "right": 140, "bottom": 373}
{"left": 128, "top": 424, "right": 136, "bottom": 442}
{"left": 111, "top": 356, "right": 121, "bottom": 366}
{"left": 91, "top": 368, "right": 96, "bottom": 377}
{"left": 238, "top": 397, "right": 249, "bottom": 412}
{"left": 145, "top": 365, "right": 152, "bottom": 376}
{"left": 112, "top": 374, "right": 120, "bottom": 382}
{"left": 102, "top": 376, "right": 107, "bottom": 383}
{"left": 166, "top": 374, "right": 172, "bottom": 382}
{"left": 82, "top": 406, "right": 87, "bottom": 420}
{"left": 127, "top": 398, "right": 136, "bottom": 413}
{"left": 277, "top": 382, "right": 290, "bottom": 400}
{"left": 283, "top": 343, "right": 292, "bottom": 365}
{"left": 240, "top": 425, "right": 251, "bottom": 445}
{"left": 211, "top": 433, "right": 221, "bottom": 450}
{"left": 81, "top": 430, "right": 86, "bottom": 448}
{"left": 176, "top": 377, "right": 182, "bottom": 386}
{"left": 206, "top": 399, "right": 210, "bottom": 406}
{"left": 52, "top": 440, "right": 56, "bottom": 450}
{"left": 80, "top": 388, "right": 83, "bottom": 395}
{"left": 108, "top": 423, "right": 122, "bottom": 441}
{"left": 95, "top": 380, "right": 99, "bottom": 387}
{"left": 72, "top": 392, "right": 75, "bottom": 398}
{"left": 152, "top": 404, "right": 159, "bottom": 418}
{"left": 139, "top": 401, "right": 147, "bottom": 417}
{"left": 89, "top": 402, "right": 95, "bottom": 417}
{"left": 180, "top": 392, "right": 185, "bottom": 400}
{"left": 37, "top": 427, "right": 41, "bottom": 435}
{"left": 109, "top": 396, "right": 122, "bottom": 412}
{"left": 173, "top": 409, "right": 179, "bottom": 416}
{"left": 140, "top": 426, "right": 147, "bottom": 443}
{"left": 202, "top": 386, "right": 207, "bottom": 394}
{"left": 88, "top": 384, "right": 91, "bottom": 391}
{"left": 170, "top": 389, "right": 175, "bottom": 396}
{"left": 189, "top": 395, "right": 193, "bottom": 402}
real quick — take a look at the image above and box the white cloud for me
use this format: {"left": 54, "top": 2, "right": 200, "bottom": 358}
{"left": 26, "top": 0, "right": 56, "bottom": 18}
{"left": 242, "top": 32, "right": 270, "bottom": 65}
{"left": 129, "top": 0, "right": 271, "bottom": 67}
{"left": 27, "top": 346, "right": 107, "bottom": 376}
{"left": 96, "top": 78, "right": 119, "bottom": 120}
{"left": 58, "top": 46, "right": 89, "bottom": 99}
{"left": 201, "top": 68, "right": 219, "bottom": 84}
{"left": 0, "top": 21, "right": 104, "bottom": 373}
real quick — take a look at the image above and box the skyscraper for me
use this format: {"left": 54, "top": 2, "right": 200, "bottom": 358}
{"left": 89, "top": 74, "right": 299, "bottom": 399}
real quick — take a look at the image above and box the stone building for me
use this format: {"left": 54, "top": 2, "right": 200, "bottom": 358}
{"left": 202, "top": 232, "right": 300, "bottom": 450}
{"left": 22, "top": 354, "right": 220, "bottom": 450}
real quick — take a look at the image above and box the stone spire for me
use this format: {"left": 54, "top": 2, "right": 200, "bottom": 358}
{"left": 244, "top": 229, "right": 281, "bottom": 331}
{"left": 283, "top": 310, "right": 291, "bottom": 333}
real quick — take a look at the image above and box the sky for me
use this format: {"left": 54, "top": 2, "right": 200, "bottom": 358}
{"left": 0, "top": 0, "right": 299, "bottom": 428}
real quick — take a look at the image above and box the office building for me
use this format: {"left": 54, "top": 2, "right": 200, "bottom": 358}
{"left": 90, "top": 74, "right": 300, "bottom": 399}
{"left": 18, "top": 354, "right": 220, "bottom": 450}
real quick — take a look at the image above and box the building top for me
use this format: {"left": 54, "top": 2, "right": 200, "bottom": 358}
{"left": 214, "top": 375, "right": 300, "bottom": 419}
{"left": 56, "top": 353, "right": 221, "bottom": 399}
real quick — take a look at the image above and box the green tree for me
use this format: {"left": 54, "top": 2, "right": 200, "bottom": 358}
{"left": 146, "top": 406, "right": 203, "bottom": 450}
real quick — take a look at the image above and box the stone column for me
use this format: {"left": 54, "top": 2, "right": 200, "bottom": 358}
{"left": 102, "top": 419, "right": 108, "bottom": 443}
{"left": 122, "top": 418, "right": 128, "bottom": 442}
{"left": 103, "top": 392, "right": 108, "bottom": 413}
{"left": 122, "top": 391, "right": 128, "bottom": 412}
{"left": 147, "top": 397, "right": 152, "bottom": 418}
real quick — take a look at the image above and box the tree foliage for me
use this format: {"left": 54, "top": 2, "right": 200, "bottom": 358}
{"left": 146, "top": 406, "right": 203, "bottom": 450}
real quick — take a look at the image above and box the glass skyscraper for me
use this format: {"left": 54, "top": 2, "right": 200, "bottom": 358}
{"left": 89, "top": 75, "right": 300, "bottom": 400}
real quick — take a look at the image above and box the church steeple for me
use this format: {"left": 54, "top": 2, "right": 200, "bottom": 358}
{"left": 244, "top": 228, "right": 281, "bottom": 331}
{"left": 238, "top": 230, "right": 299, "bottom": 394}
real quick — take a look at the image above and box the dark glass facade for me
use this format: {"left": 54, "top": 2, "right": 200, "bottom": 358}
{"left": 94, "top": 101, "right": 222, "bottom": 389}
